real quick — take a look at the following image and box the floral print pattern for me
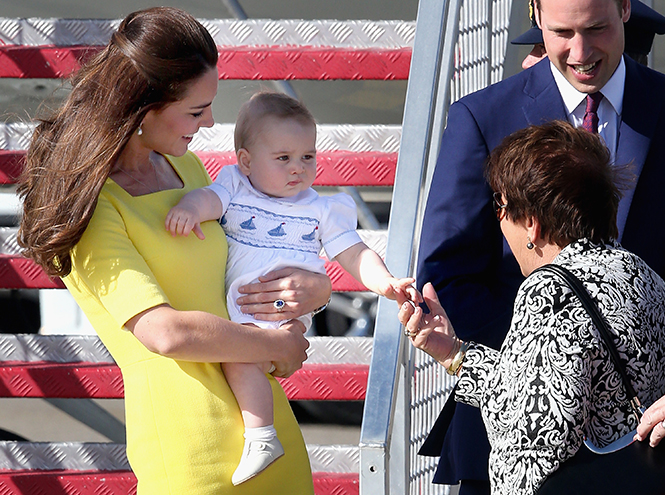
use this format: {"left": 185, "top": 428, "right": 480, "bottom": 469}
{"left": 455, "top": 239, "right": 665, "bottom": 495}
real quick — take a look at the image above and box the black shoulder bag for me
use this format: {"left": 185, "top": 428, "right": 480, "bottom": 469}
{"left": 534, "top": 264, "right": 665, "bottom": 495}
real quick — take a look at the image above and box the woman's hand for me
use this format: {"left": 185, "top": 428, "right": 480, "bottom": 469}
{"left": 236, "top": 267, "right": 332, "bottom": 321}
{"left": 398, "top": 282, "right": 461, "bottom": 368}
{"left": 270, "top": 319, "right": 309, "bottom": 378}
{"left": 635, "top": 395, "right": 665, "bottom": 447}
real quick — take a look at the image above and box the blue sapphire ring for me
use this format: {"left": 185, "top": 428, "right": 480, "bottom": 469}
{"left": 273, "top": 299, "right": 286, "bottom": 311}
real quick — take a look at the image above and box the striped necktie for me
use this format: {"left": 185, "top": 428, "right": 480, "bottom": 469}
{"left": 582, "top": 92, "right": 603, "bottom": 134}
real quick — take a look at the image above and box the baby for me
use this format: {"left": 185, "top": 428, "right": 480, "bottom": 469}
{"left": 166, "top": 91, "right": 418, "bottom": 485}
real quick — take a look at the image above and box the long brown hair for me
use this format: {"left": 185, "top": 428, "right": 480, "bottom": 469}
{"left": 17, "top": 7, "right": 218, "bottom": 277}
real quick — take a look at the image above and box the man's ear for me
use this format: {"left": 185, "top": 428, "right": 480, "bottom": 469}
{"left": 533, "top": 1, "right": 542, "bottom": 29}
{"left": 237, "top": 148, "right": 251, "bottom": 176}
{"left": 621, "top": 0, "right": 631, "bottom": 23}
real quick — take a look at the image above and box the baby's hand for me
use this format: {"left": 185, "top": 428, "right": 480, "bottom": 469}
{"left": 378, "top": 277, "right": 422, "bottom": 306}
{"left": 165, "top": 201, "right": 206, "bottom": 240}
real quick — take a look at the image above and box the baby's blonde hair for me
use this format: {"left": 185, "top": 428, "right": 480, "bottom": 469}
{"left": 234, "top": 91, "right": 316, "bottom": 152}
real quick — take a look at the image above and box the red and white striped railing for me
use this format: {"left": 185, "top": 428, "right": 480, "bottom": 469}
{"left": 0, "top": 336, "right": 370, "bottom": 493}
{"left": 0, "top": 122, "right": 402, "bottom": 187}
{"left": 0, "top": 149, "right": 397, "bottom": 187}
{"left": 0, "top": 122, "right": 397, "bottom": 291}
{"left": 0, "top": 18, "right": 413, "bottom": 80}
{"left": 0, "top": 442, "right": 360, "bottom": 495}
{"left": 0, "top": 335, "right": 371, "bottom": 401}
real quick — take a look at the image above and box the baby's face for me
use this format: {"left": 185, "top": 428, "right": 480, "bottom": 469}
{"left": 241, "top": 117, "right": 317, "bottom": 198}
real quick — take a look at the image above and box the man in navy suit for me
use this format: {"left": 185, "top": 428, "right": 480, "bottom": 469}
{"left": 416, "top": 0, "right": 665, "bottom": 493}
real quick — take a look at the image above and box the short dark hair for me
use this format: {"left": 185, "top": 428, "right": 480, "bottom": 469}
{"left": 485, "top": 121, "right": 622, "bottom": 247}
{"left": 234, "top": 91, "right": 316, "bottom": 152}
{"left": 534, "top": 0, "right": 623, "bottom": 15}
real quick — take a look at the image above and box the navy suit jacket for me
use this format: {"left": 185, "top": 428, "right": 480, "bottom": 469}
{"left": 417, "top": 56, "right": 665, "bottom": 484}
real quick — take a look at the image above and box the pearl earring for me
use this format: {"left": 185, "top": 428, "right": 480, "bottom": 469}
{"left": 526, "top": 237, "right": 534, "bottom": 250}
{"left": 137, "top": 124, "right": 143, "bottom": 136}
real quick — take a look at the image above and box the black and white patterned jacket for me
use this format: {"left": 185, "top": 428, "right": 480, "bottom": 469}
{"left": 455, "top": 239, "right": 665, "bottom": 495}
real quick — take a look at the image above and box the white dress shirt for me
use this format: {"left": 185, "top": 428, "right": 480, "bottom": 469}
{"left": 550, "top": 57, "right": 626, "bottom": 163}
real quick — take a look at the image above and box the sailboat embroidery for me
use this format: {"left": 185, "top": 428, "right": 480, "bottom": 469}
{"left": 240, "top": 215, "right": 256, "bottom": 230}
{"left": 301, "top": 226, "right": 318, "bottom": 241}
{"left": 268, "top": 222, "right": 287, "bottom": 237}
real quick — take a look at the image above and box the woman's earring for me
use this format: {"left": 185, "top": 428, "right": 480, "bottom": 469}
{"left": 526, "top": 237, "right": 535, "bottom": 250}
{"left": 137, "top": 124, "right": 143, "bottom": 136}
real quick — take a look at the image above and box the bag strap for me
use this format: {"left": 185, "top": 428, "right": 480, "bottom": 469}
{"left": 533, "top": 264, "right": 643, "bottom": 420}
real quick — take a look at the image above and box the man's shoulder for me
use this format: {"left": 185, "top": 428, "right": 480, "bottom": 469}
{"left": 454, "top": 61, "right": 549, "bottom": 112}
{"left": 624, "top": 57, "right": 665, "bottom": 121}
{"left": 627, "top": 57, "right": 665, "bottom": 89}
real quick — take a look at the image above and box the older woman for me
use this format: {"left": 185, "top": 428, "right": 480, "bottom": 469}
{"left": 400, "top": 121, "right": 665, "bottom": 494}
{"left": 17, "top": 8, "right": 328, "bottom": 494}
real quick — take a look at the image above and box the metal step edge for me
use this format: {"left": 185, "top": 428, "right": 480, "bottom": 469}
{"left": 0, "top": 441, "right": 359, "bottom": 474}
{"left": 0, "top": 334, "right": 374, "bottom": 365}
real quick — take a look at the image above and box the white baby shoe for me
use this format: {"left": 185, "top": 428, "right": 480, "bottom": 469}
{"left": 231, "top": 437, "right": 285, "bottom": 485}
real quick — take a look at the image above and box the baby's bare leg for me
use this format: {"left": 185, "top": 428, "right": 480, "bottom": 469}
{"left": 223, "top": 325, "right": 284, "bottom": 485}
{"left": 222, "top": 361, "right": 274, "bottom": 428}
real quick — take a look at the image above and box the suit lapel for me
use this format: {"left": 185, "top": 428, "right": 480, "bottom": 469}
{"left": 617, "top": 58, "right": 658, "bottom": 172}
{"left": 519, "top": 58, "right": 660, "bottom": 240}
{"left": 521, "top": 60, "right": 568, "bottom": 125}
{"left": 616, "top": 57, "right": 661, "bottom": 238}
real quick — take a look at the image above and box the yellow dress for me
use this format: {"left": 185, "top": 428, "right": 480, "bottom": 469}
{"left": 63, "top": 151, "right": 314, "bottom": 495}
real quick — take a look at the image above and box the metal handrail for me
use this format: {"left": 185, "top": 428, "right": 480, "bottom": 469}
{"left": 359, "top": 0, "right": 520, "bottom": 491}
{"left": 358, "top": 0, "right": 461, "bottom": 492}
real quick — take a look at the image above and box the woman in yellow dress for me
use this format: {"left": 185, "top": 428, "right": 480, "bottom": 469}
{"left": 17, "top": 7, "right": 328, "bottom": 494}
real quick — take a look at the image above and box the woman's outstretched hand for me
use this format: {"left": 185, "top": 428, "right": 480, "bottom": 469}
{"left": 398, "top": 282, "right": 462, "bottom": 369}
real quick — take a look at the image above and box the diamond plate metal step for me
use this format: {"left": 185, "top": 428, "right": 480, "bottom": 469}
{"left": 0, "top": 442, "right": 360, "bottom": 494}
{"left": 0, "top": 18, "right": 414, "bottom": 49}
